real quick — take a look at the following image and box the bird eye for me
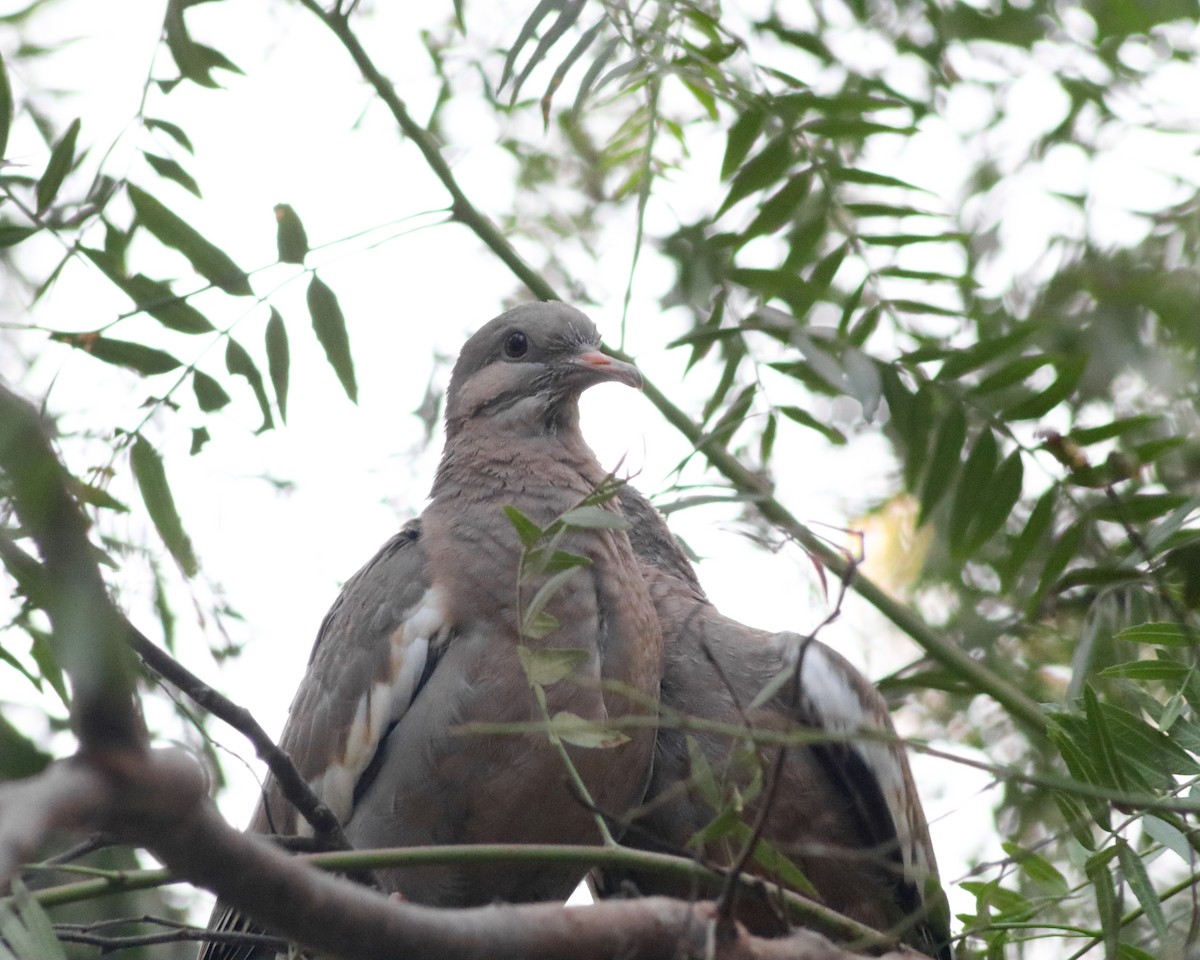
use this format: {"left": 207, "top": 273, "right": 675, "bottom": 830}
{"left": 504, "top": 331, "right": 528, "bottom": 358}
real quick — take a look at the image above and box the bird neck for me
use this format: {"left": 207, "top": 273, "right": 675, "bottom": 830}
{"left": 430, "top": 412, "right": 604, "bottom": 508}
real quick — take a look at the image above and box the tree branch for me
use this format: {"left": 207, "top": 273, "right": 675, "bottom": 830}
{"left": 289, "top": 2, "right": 1048, "bottom": 738}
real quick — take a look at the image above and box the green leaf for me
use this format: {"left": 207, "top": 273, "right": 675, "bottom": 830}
{"left": 190, "top": 426, "right": 210, "bottom": 455}
{"left": 50, "top": 332, "right": 181, "bottom": 375}
{"left": 143, "top": 151, "right": 201, "bottom": 197}
{"left": 1069, "top": 416, "right": 1158, "bottom": 446}
{"left": 969, "top": 354, "right": 1053, "bottom": 394}
{"left": 966, "top": 450, "right": 1023, "bottom": 555}
{"left": 720, "top": 107, "right": 765, "bottom": 179}
{"left": 560, "top": 505, "right": 629, "bottom": 531}
{"left": 517, "top": 646, "right": 589, "bottom": 686}
{"left": 918, "top": 405, "right": 966, "bottom": 523}
{"left": 0, "top": 879, "right": 68, "bottom": 960}
{"left": 1000, "top": 486, "right": 1056, "bottom": 589}
{"left": 750, "top": 835, "right": 820, "bottom": 897}
{"left": 523, "top": 567, "right": 585, "bottom": 636}
{"left": 742, "top": 172, "right": 811, "bottom": 239}
{"left": 1030, "top": 522, "right": 1086, "bottom": 611}
{"left": 35, "top": 117, "right": 80, "bottom": 214}
{"left": 523, "top": 610, "right": 560, "bottom": 640}
{"left": 1003, "top": 842, "right": 1068, "bottom": 896}
{"left": 0, "top": 224, "right": 38, "bottom": 248}
{"left": 145, "top": 117, "right": 194, "bottom": 154}
{"left": 127, "top": 184, "right": 252, "bottom": 295}
{"left": 192, "top": 370, "right": 231, "bottom": 412}
{"left": 1115, "top": 622, "right": 1190, "bottom": 647}
{"left": 225, "top": 338, "right": 273, "bottom": 432}
{"left": 83, "top": 250, "right": 214, "bottom": 333}
{"left": 265, "top": 308, "right": 290, "bottom": 422}
{"left": 164, "top": 0, "right": 242, "bottom": 88}
{"left": 938, "top": 327, "right": 1038, "bottom": 380}
{"left": 718, "top": 134, "right": 792, "bottom": 216}
{"left": 0, "top": 713, "right": 51, "bottom": 778}
{"left": 1099, "top": 660, "right": 1189, "bottom": 682}
{"left": 130, "top": 435, "right": 198, "bottom": 578}
{"left": 549, "top": 711, "right": 629, "bottom": 749}
{"left": 274, "top": 203, "right": 309, "bottom": 264}
{"left": 779, "top": 404, "right": 846, "bottom": 445}
{"left": 949, "top": 428, "right": 998, "bottom": 556}
{"left": 1092, "top": 494, "right": 1189, "bottom": 524}
{"left": 73, "top": 481, "right": 129, "bottom": 513}
{"left": 306, "top": 274, "right": 357, "bottom": 403}
{"left": 504, "top": 505, "right": 544, "bottom": 548}
{"left": 830, "top": 167, "right": 930, "bottom": 192}
{"left": 1005, "top": 356, "right": 1086, "bottom": 420}
{"left": 1116, "top": 839, "right": 1168, "bottom": 946}
{"left": 0, "top": 50, "right": 13, "bottom": 161}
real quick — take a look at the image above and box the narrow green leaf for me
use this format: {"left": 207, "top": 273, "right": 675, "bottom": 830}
{"left": 760, "top": 411, "right": 777, "bottom": 464}
{"left": 918, "top": 405, "right": 966, "bottom": 523}
{"left": 560, "top": 505, "right": 629, "bottom": 530}
{"left": 1002, "top": 842, "right": 1069, "bottom": 896}
{"left": 50, "top": 332, "right": 181, "bottom": 375}
{"left": 265, "top": 308, "right": 290, "bottom": 422}
{"left": 970, "top": 354, "right": 1053, "bottom": 394}
{"left": 190, "top": 426, "right": 210, "bottom": 455}
{"left": 524, "top": 567, "right": 584, "bottom": 636}
{"left": 224, "top": 338, "right": 273, "bottom": 432}
{"left": 1069, "top": 416, "right": 1158, "bottom": 446}
{"left": 517, "top": 646, "right": 589, "bottom": 686}
{"left": 750, "top": 835, "right": 820, "bottom": 897}
{"left": 130, "top": 436, "right": 198, "bottom": 577}
{"left": 542, "top": 550, "right": 591, "bottom": 573}
{"left": 549, "top": 711, "right": 629, "bottom": 749}
{"left": 73, "top": 481, "right": 128, "bottom": 513}
{"left": 0, "top": 713, "right": 51, "bottom": 779}
{"left": 949, "top": 428, "right": 998, "bottom": 556}
{"left": 35, "top": 117, "right": 80, "bottom": 214}
{"left": 1030, "top": 522, "right": 1086, "bottom": 611}
{"left": 143, "top": 151, "right": 201, "bottom": 197}
{"left": 1116, "top": 840, "right": 1167, "bottom": 946}
{"left": 1092, "top": 494, "right": 1189, "bottom": 524}
{"left": 0, "top": 224, "right": 38, "bottom": 248}
{"left": 1115, "top": 622, "right": 1190, "bottom": 647}
{"left": 192, "top": 370, "right": 231, "bottom": 412}
{"left": 808, "top": 242, "right": 847, "bottom": 299}
{"left": 306, "top": 274, "right": 357, "bottom": 403}
{"left": 274, "top": 203, "right": 309, "bottom": 264}
{"left": 938, "top": 327, "right": 1038, "bottom": 380}
{"left": 1005, "top": 356, "right": 1086, "bottom": 420}
{"left": 966, "top": 449, "right": 1024, "bottom": 555}
{"left": 718, "top": 134, "right": 792, "bottom": 216}
{"left": 1000, "top": 486, "right": 1056, "bottom": 589}
{"left": 524, "top": 610, "right": 560, "bottom": 640}
{"left": 145, "top": 117, "right": 194, "bottom": 154}
{"left": 742, "top": 172, "right": 810, "bottom": 239}
{"left": 504, "top": 505, "right": 544, "bottom": 548}
{"left": 778, "top": 404, "right": 846, "bottom": 445}
{"left": 829, "top": 166, "right": 930, "bottom": 192}
{"left": 721, "top": 107, "right": 765, "bottom": 179}
{"left": 1099, "top": 660, "right": 1189, "bottom": 681}
{"left": 1083, "top": 685, "right": 1127, "bottom": 791}
{"left": 127, "top": 184, "right": 252, "bottom": 295}
{"left": 0, "top": 50, "right": 13, "bottom": 161}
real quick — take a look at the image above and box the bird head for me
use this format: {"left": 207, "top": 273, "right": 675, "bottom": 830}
{"left": 444, "top": 302, "right": 641, "bottom": 438}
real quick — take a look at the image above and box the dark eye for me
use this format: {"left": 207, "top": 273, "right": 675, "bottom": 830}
{"left": 504, "top": 331, "right": 528, "bottom": 358}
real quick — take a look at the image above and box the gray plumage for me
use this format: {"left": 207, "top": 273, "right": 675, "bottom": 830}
{"left": 202, "top": 302, "right": 662, "bottom": 958}
{"left": 599, "top": 486, "right": 954, "bottom": 959}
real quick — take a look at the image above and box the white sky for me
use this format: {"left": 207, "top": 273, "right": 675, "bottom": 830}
{"left": 3, "top": 0, "right": 1198, "bottom": 936}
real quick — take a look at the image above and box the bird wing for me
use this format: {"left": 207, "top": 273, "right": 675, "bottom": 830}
{"left": 201, "top": 519, "right": 447, "bottom": 960}
{"left": 252, "top": 519, "right": 449, "bottom": 835}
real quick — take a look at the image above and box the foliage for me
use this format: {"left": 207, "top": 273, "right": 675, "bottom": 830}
{"left": 2, "top": 0, "right": 1200, "bottom": 956}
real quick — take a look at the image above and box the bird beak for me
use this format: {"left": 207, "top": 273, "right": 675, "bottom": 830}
{"left": 571, "top": 350, "right": 644, "bottom": 390}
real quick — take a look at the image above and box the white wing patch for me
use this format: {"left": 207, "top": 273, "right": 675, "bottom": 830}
{"left": 303, "top": 585, "right": 448, "bottom": 833}
{"left": 789, "top": 637, "right": 928, "bottom": 886}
